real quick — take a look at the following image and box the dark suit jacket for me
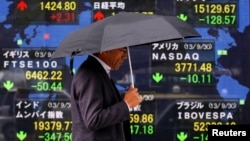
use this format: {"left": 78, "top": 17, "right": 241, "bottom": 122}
{"left": 70, "top": 56, "right": 131, "bottom": 141}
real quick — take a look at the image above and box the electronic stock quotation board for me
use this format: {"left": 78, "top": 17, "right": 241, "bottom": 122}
{"left": 0, "top": 0, "right": 249, "bottom": 141}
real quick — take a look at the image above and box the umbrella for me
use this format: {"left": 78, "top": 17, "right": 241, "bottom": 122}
{"left": 51, "top": 12, "right": 201, "bottom": 87}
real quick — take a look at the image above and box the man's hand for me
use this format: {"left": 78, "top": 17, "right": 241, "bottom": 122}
{"left": 123, "top": 85, "right": 143, "bottom": 108}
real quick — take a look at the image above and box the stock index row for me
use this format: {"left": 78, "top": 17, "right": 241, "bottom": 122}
{"left": 14, "top": 0, "right": 238, "bottom": 27}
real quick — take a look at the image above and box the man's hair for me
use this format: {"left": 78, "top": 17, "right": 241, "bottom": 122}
{"left": 92, "top": 53, "right": 100, "bottom": 56}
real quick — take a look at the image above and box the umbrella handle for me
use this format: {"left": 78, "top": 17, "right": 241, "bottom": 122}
{"left": 127, "top": 47, "right": 134, "bottom": 88}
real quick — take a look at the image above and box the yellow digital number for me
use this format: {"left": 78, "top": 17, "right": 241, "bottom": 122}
{"left": 175, "top": 62, "right": 213, "bottom": 73}
{"left": 130, "top": 114, "right": 140, "bottom": 123}
{"left": 34, "top": 121, "right": 67, "bottom": 131}
{"left": 226, "top": 4, "right": 236, "bottom": 13}
{"left": 130, "top": 114, "right": 154, "bottom": 124}
{"left": 210, "top": 4, "right": 221, "bottom": 14}
{"left": 200, "top": 63, "right": 212, "bottom": 72}
{"left": 194, "top": 121, "right": 223, "bottom": 131}
{"left": 44, "top": 121, "right": 50, "bottom": 130}
{"left": 40, "top": 1, "right": 77, "bottom": 11}
{"left": 194, "top": 4, "right": 205, "bottom": 13}
{"left": 51, "top": 70, "right": 63, "bottom": 80}
{"left": 55, "top": 2, "right": 63, "bottom": 10}
{"left": 25, "top": 71, "right": 31, "bottom": 80}
{"left": 194, "top": 4, "right": 236, "bottom": 14}
{"left": 175, "top": 63, "right": 197, "bottom": 72}
{"left": 34, "top": 121, "right": 45, "bottom": 131}
{"left": 64, "top": 121, "right": 72, "bottom": 130}
{"left": 44, "top": 2, "right": 51, "bottom": 10}
{"left": 141, "top": 114, "right": 154, "bottom": 123}
{"left": 25, "top": 70, "right": 62, "bottom": 80}
{"left": 56, "top": 121, "right": 62, "bottom": 130}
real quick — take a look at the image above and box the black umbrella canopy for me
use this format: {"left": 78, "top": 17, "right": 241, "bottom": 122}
{"left": 51, "top": 12, "right": 201, "bottom": 59}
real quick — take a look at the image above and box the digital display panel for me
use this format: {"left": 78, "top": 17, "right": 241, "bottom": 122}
{"left": 150, "top": 39, "right": 215, "bottom": 86}
{"left": 14, "top": 0, "right": 79, "bottom": 24}
{"left": 0, "top": 0, "right": 250, "bottom": 141}
{"left": 129, "top": 93, "right": 155, "bottom": 138}
{"left": 175, "top": 99, "right": 239, "bottom": 141}
{"left": 176, "top": 0, "right": 239, "bottom": 27}
{"left": 12, "top": 89, "right": 71, "bottom": 141}
{"left": 1, "top": 48, "right": 65, "bottom": 92}
{"left": 92, "top": 0, "right": 155, "bottom": 22}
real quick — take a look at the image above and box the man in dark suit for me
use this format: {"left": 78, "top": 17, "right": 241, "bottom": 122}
{"left": 70, "top": 47, "right": 143, "bottom": 141}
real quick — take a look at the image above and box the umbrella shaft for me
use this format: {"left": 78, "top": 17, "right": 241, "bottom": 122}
{"left": 127, "top": 47, "right": 134, "bottom": 88}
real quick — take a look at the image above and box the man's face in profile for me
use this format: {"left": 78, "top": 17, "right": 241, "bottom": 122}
{"left": 99, "top": 47, "right": 128, "bottom": 70}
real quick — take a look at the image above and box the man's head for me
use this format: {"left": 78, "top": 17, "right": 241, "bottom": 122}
{"left": 95, "top": 47, "right": 128, "bottom": 70}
